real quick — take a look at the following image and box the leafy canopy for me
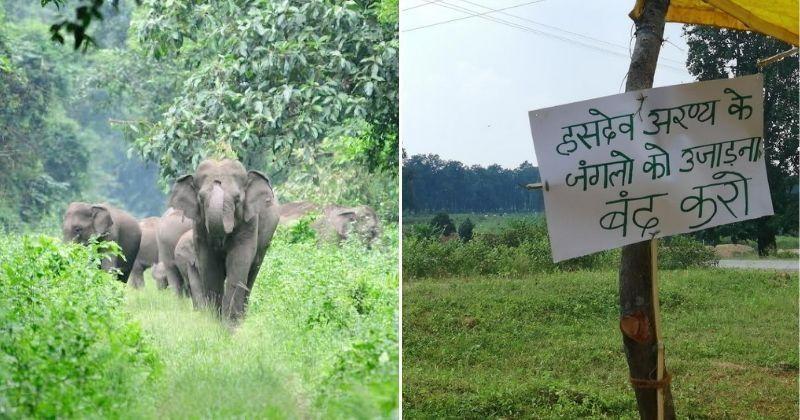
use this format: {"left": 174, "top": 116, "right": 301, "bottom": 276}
{"left": 130, "top": 0, "right": 398, "bottom": 181}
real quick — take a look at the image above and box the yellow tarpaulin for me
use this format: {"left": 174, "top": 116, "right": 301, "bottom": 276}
{"left": 631, "top": 0, "right": 799, "bottom": 46}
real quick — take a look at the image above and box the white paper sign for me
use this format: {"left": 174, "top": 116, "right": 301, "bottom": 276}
{"left": 528, "top": 75, "right": 773, "bottom": 262}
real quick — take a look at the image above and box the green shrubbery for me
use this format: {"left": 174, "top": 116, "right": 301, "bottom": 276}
{"left": 659, "top": 234, "right": 719, "bottom": 269}
{"left": 403, "top": 215, "right": 719, "bottom": 279}
{"left": 243, "top": 224, "right": 399, "bottom": 417}
{"left": 0, "top": 235, "right": 158, "bottom": 418}
{"left": 285, "top": 212, "right": 319, "bottom": 244}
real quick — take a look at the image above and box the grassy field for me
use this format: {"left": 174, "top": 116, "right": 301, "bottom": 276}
{"left": 403, "top": 269, "right": 798, "bottom": 419}
{"left": 1, "top": 226, "right": 398, "bottom": 418}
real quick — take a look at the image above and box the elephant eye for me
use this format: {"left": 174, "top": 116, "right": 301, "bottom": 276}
{"left": 73, "top": 226, "right": 82, "bottom": 233}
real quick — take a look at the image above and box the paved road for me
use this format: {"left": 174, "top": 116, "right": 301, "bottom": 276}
{"left": 718, "top": 259, "right": 798, "bottom": 271}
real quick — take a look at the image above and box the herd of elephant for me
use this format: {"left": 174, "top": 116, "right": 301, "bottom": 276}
{"left": 61, "top": 159, "right": 380, "bottom": 321}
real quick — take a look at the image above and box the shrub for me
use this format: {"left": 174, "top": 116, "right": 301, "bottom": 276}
{"left": 286, "top": 212, "right": 319, "bottom": 244}
{"left": 245, "top": 225, "right": 399, "bottom": 417}
{"left": 0, "top": 235, "right": 158, "bottom": 418}
{"left": 659, "top": 234, "right": 719, "bottom": 269}
{"left": 403, "top": 217, "right": 619, "bottom": 279}
{"left": 458, "top": 218, "right": 474, "bottom": 242}
{"left": 403, "top": 217, "right": 727, "bottom": 279}
{"left": 429, "top": 213, "right": 455, "bottom": 236}
{"left": 406, "top": 223, "right": 441, "bottom": 240}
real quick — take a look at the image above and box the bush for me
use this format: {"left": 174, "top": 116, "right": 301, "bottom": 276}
{"left": 458, "top": 218, "right": 474, "bottom": 242}
{"left": 286, "top": 212, "right": 319, "bottom": 244}
{"left": 406, "top": 223, "right": 441, "bottom": 240}
{"left": 403, "top": 215, "right": 733, "bottom": 279}
{"left": 0, "top": 235, "right": 159, "bottom": 418}
{"left": 659, "top": 235, "right": 719, "bottom": 269}
{"left": 403, "top": 218, "right": 619, "bottom": 279}
{"left": 429, "top": 213, "right": 455, "bottom": 236}
{"left": 245, "top": 225, "right": 399, "bottom": 416}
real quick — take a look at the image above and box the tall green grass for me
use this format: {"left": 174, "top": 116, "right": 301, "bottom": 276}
{"left": 0, "top": 224, "right": 399, "bottom": 418}
{"left": 126, "top": 225, "right": 399, "bottom": 418}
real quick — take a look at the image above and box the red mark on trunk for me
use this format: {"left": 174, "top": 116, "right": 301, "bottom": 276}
{"left": 620, "top": 310, "right": 651, "bottom": 344}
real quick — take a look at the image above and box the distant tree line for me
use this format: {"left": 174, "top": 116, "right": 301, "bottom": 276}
{"left": 402, "top": 153, "right": 543, "bottom": 214}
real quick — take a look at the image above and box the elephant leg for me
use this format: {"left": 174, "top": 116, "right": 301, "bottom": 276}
{"left": 165, "top": 264, "right": 185, "bottom": 297}
{"left": 129, "top": 262, "right": 145, "bottom": 289}
{"left": 243, "top": 246, "right": 268, "bottom": 306}
{"left": 154, "top": 269, "right": 169, "bottom": 290}
{"left": 196, "top": 248, "right": 226, "bottom": 315}
{"left": 222, "top": 234, "right": 257, "bottom": 321}
{"left": 100, "top": 256, "right": 127, "bottom": 282}
{"left": 186, "top": 263, "right": 205, "bottom": 309}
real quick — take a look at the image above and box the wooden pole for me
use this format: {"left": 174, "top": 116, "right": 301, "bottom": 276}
{"left": 650, "top": 237, "right": 664, "bottom": 419}
{"left": 619, "top": 0, "right": 676, "bottom": 418}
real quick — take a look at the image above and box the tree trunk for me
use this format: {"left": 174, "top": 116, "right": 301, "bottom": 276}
{"left": 620, "top": 0, "right": 677, "bottom": 419}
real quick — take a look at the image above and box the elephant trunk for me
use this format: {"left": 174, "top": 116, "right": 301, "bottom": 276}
{"left": 206, "top": 183, "right": 233, "bottom": 248}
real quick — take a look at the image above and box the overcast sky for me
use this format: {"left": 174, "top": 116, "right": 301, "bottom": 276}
{"left": 400, "top": 0, "right": 696, "bottom": 168}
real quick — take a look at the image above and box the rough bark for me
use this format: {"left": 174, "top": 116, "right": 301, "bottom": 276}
{"left": 620, "top": 0, "right": 676, "bottom": 418}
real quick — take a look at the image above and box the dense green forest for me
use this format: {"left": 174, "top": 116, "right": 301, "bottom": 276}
{"left": 0, "top": 0, "right": 399, "bottom": 230}
{"left": 402, "top": 154, "right": 544, "bottom": 213}
{"left": 0, "top": 0, "right": 165, "bottom": 228}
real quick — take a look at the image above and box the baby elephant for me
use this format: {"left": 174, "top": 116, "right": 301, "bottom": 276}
{"left": 156, "top": 207, "right": 193, "bottom": 295}
{"left": 174, "top": 230, "right": 204, "bottom": 308}
{"left": 62, "top": 202, "right": 142, "bottom": 283}
{"left": 313, "top": 204, "right": 381, "bottom": 245}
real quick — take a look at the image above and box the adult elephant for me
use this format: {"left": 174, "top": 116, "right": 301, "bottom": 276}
{"left": 169, "top": 159, "right": 280, "bottom": 320}
{"left": 129, "top": 217, "right": 160, "bottom": 289}
{"left": 313, "top": 204, "right": 381, "bottom": 245}
{"left": 62, "top": 202, "right": 141, "bottom": 283}
{"left": 155, "top": 207, "right": 193, "bottom": 295}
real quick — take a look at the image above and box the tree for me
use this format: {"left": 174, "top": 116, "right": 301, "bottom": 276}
{"left": 458, "top": 218, "right": 474, "bottom": 242}
{"left": 39, "top": 0, "right": 137, "bottom": 49}
{"left": 401, "top": 154, "right": 543, "bottom": 214}
{"left": 684, "top": 25, "right": 799, "bottom": 254}
{"left": 128, "top": 0, "right": 398, "bottom": 182}
{"left": 429, "top": 213, "right": 455, "bottom": 237}
{"left": 0, "top": 15, "right": 92, "bottom": 228}
{"left": 619, "top": 0, "right": 676, "bottom": 417}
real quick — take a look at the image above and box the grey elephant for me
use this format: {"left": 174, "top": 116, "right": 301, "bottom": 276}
{"left": 278, "top": 201, "right": 320, "bottom": 225}
{"left": 129, "top": 217, "right": 160, "bottom": 289}
{"left": 174, "top": 230, "right": 204, "bottom": 308}
{"left": 169, "top": 159, "right": 280, "bottom": 320}
{"left": 155, "top": 207, "right": 194, "bottom": 295}
{"left": 62, "top": 202, "right": 142, "bottom": 283}
{"left": 313, "top": 204, "right": 381, "bottom": 245}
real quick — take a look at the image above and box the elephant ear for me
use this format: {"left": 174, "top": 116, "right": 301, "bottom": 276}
{"left": 91, "top": 205, "right": 113, "bottom": 236}
{"left": 244, "top": 170, "right": 274, "bottom": 222}
{"left": 335, "top": 210, "right": 358, "bottom": 236}
{"left": 336, "top": 210, "right": 358, "bottom": 222}
{"left": 169, "top": 175, "right": 200, "bottom": 221}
